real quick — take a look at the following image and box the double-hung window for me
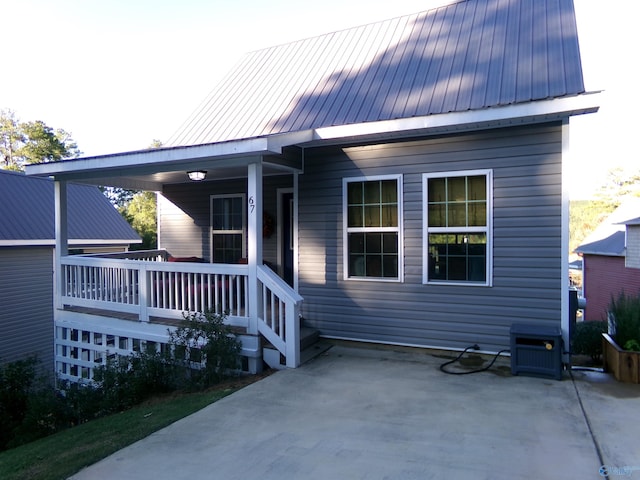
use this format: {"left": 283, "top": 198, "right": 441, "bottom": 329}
{"left": 343, "top": 175, "right": 403, "bottom": 281}
{"left": 423, "top": 170, "right": 492, "bottom": 285}
{"left": 210, "top": 194, "right": 246, "bottom": 263}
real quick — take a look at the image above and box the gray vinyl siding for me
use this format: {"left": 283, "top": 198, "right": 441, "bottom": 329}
{"left": 160, "top": 176, "right": 293, "bottom": 266}
{"left": 298, "top": 122, "right": 564, "bottom": 352}
{"left": 0, "top": 247, "right": 54, "bottom": 375}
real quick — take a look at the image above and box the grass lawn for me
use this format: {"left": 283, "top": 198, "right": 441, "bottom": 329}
{"left": 0, "top": 374, "right": 267, "bottom": 480}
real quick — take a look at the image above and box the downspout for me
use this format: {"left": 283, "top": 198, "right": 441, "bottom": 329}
{"left": 561, "top": 119, "right": 571, "bottom": 364}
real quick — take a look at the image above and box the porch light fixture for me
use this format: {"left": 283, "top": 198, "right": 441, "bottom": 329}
{"left": 187, "top": 170, "right": 207, "bottom": 181}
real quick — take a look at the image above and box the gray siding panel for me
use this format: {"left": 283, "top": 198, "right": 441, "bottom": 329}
{"left": 160, "top": 176, "right": 293, "bottom": 266}
{"left": 0, "top": 247, "right": 54, "bottom": 374}
{"left": 298, "top": 123, "right": 563, "bottom": 352}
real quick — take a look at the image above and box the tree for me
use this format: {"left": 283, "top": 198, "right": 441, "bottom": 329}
{"left": 19, "top": 120, "right": 80, "bottom": 164}
{"left": 569, "top": 167, "right": 640, "bottom": 256}
{"left": 595, "top": 167, "right": 640, "bottom": 201}
{"left": 121, "top": 191, "right": 157, "bottom": 250}
{"left": 99, "top": 140, "right": 162, "bottom": 248}
{"left": 99, "top": 140, "right": 163, "bottom": 209}
{"left": 0, "top": 109, "right": 80, "bottom": 170}
{"left": 0, "top": 110, "right": 24, "bottom": 170}
{"left": 99, "top": 186, "right": 137, "bottom": 210}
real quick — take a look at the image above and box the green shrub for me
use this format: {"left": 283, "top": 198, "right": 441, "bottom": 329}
{"left": 0, "top": 311, "right": 242, "bottom": 451}
{"left": 572, "top": 321, "right": 607, "bottom": 361}
{"left": 0, "top": 357, "right": 76, "bottom": 450}
{"left": 609, "top": 291, "right": 640, "bottom": 351}
{"left": 57, "top": 379, "right": 103, "bottom": 425}
{"left": 8, "top": 387, "right": 71, "bottom": 448}
{"left": 92, "top": 350, "right": 178, "bottom": 415}
{"left": 0, "top": 357, "right": 40, "bottom": 450}
{"left": 623, "top": 339, "right": 640, "bottom": 352}
{"left": 169, "top": 310, "right": 242, "bottom": 390}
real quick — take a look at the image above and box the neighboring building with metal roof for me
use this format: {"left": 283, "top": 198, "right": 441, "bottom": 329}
{"left": 0, "top": 170, "right": 140, "bottom": 374}
{"left": 26, "top": 0, "right": 599, "bottom": 376}
{"left": 575, "top": 198, "right": 640, "bottom": 321}
{"left": 0, "top": 170, "right": 140, "bottom": 248}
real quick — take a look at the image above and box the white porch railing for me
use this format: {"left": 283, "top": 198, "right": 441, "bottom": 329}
{"left": 257, "top": 264, "right": 303, "bottom": 368}
{"left": 58, "top": 251, "right": 303, "bottom": 367}
{"left": 60, "top": 254, "right": 249, "bottom": 327}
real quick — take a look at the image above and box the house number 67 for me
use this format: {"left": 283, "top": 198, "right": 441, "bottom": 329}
{"left": 248, "top": 196, "right": 255, "bottom": 213}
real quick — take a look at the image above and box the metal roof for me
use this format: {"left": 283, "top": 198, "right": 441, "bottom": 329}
{"left": 575, "top": 199, "right": 640, "bottom": 257}
{"left": 168, "top": 0, "right": 586, "bottom": 147}
{"left": 619, "top": 216, "right": 640, "bottom": 226}
{"left": 0, "top": 170, "right": 141, "bottom": 245}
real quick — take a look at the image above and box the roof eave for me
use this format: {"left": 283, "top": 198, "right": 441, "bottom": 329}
{"left": 309, "top": 94, "right": 600, "bottom": 146}
{"left": 0, "top": 239, "right": 142, "bottom": 247}
{"left": 25, "top": 137, "right": 280, "bottom": 180}
{"left": 24, "top": 93, "right": 599, "bottom": 185}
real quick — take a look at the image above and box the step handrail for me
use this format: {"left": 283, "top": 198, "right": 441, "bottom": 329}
{"left": 256, "top": 265, "right": 303, "bottom": 367}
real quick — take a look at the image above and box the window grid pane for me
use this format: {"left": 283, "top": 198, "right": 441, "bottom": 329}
{"left": 426, "top": 173, "right": 489, "bottom": 283}
{"left": 428, "top": 233, "right": 486, "bottom": 282}
{"left": 212, "top": 197, "right": 243, "bottom": 231}
{"left": 348, "top": 233, "right": 398, "bottom": 278}
{"left": 346, "top": 178, "right": 400, "bottom": 280}
{"left": 211, "top": 195, "right": 245, "bottom": 264}
{"left": 213, "top": 233, "right": 243, "bottom": 264}
{"left": 427, "top": 176, "right": 487, "bottom": 228}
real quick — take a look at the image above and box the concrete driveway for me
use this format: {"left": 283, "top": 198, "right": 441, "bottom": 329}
{"left": 70, "top": 344, "right": 640, "bottom": 480}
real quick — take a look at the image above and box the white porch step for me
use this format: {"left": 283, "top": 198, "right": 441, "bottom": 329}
{"left": 262, "top": 327, "right": 330, "bottom": 370}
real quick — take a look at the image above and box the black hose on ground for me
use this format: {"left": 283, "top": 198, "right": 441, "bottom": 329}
{"left": 439, "top": 345, "right": 511, "bottom": 375}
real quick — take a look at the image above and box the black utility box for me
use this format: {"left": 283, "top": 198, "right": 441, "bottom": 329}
{"left": 510, "top": 324, "right": 563, "bottom": 380}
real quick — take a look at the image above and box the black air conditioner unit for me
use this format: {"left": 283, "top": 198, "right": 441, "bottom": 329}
{"left": 510, "top": 324, "right": 563, "bottom": 380}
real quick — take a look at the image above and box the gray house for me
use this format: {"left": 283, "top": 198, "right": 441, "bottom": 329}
{"left": 27, "top": 0, "right": 599, "bottom": 378}
{"left": 0, "top": 170, "right": 140, "bottom": 375}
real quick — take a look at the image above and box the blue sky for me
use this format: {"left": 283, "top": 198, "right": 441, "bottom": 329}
{"left": 2, "top": 0, "right": 636, "bottom": 198}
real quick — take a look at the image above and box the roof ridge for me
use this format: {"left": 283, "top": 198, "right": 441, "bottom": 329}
{"left": 245, "top": 0, "right": 467, "bottom": 54}
{"left": 167, "top": 0, "right": 588, "bottom": 147}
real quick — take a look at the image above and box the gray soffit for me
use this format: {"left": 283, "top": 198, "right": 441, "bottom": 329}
{"left": 0, "top": 170, "right": 141, "bottom": 245}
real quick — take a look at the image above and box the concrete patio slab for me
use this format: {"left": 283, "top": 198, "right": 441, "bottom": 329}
{"left": 70, "top": 344, "right": 638, "bottom": 480}
{"left": 571, "top": 369, "right": 640, "bottom": 477}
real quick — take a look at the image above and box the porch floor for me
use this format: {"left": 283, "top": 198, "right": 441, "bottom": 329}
{"left": 63, "top": 306, "right": 235, "bottom": 328}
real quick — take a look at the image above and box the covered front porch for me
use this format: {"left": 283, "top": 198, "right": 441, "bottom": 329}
{"left": 27, "top": 138, "right": 309, "bottom": 379}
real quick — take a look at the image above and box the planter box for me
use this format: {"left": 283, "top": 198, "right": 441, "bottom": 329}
{"left": 602, "top": 333, "right": 640, "bottom": 383}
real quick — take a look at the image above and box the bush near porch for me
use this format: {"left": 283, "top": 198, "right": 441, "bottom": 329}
{"left": 0, "top": 311, "right": 241, "bottom": 451}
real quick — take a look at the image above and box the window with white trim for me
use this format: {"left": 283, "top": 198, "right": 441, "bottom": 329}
{"left": 343, "top": 175, "right": 403, "bottom": 281}
{"left": 423, "top": 170, "right": 492, "bottom": 285}
{"left": 210, "top": 194, "right": 246, "bottom": 263}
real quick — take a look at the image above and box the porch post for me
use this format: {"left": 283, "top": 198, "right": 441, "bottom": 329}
{"left": 54, "top": 180, "right": 68, "bottom": 309}
{"left": 247, "top": 161, "right": 263, "bottom": 336}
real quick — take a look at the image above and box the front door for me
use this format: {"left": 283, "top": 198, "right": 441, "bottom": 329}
{"left": 280, "top": 191, "right": 294, "bottom": 287}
